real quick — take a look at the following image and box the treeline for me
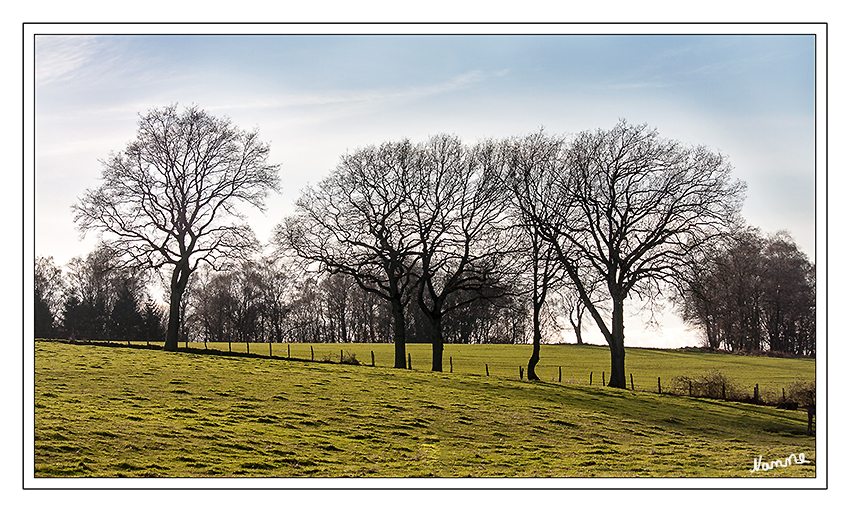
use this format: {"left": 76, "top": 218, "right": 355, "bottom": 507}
{"left": 35, "top": 248, "right": 166, "bottom": 342}
{"left": 34, "top": 248, "right": 535, "bottom": 346}
{"left": 678, "top": 228, "right": 815, "bottom": 356}
{"left": 38, "top": 226, "right": 813, "bottom": 357}
{"left": 37, "top": 223, "right": 815, "bottom": 357}
{"left": 185, "top": 262, "right": 529, "bottom": 346}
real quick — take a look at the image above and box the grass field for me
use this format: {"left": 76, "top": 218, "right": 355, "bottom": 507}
{"left": 33, "top": 340, "right": 815, "bottom": 478}
{"left": 119, "top": 340, "right": 815, "bottom": 399}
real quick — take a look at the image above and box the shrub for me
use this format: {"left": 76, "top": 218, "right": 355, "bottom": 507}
{"left": 341, "top": 351, "right": 360, "bottom": 365}
{"left": 787, "top": 380, "right": 815, "bottom": 408}
{"left": 670, "top": 369, "right": 742, "bottom": 400}
{"left": 319, "top": 351, "right": 360, "bottom": 365}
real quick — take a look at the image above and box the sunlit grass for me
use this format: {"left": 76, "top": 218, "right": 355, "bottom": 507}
{"left": 34, "top": 341, "right": 814, "bottom": 478}
{"left": 125, "top": 340, "right": 814, "bottom": 397}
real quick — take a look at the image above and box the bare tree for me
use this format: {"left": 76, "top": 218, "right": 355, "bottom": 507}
{"left": 409, "top": 135, "right": 520, "bottom": 371}
{"left": 276, "top": 140, "right": 420, "bottom": 368}
{"left": 677, "top": 229, "right": 761, "bottom": 351}
{"left": 35, "top": 256, "right": 65, "bottom": 338}
{"left": 74, "top": 105, "right": 280, "bottom": 351}
{"left": 502, "top": 132, "right": 574, "bottom": 380}
{"left": 61, "top": 244, "right": 121, "bottom": 340}
{"left": 761, "top": 232, "right": 816, "bottom": 355}
{"left": 508, "top": 122, "right": 745, "bottom": 388}
{"left": 255, "top": 255, "right": 295, "bottom": 344}
{"left": 290, "top": 276, "right": 327, "bottom": 344}
{"left": 321, "top": 273, "right": 354, "bottom": 344}
{"left": 562, "top": 293, "right": 588, "bottom": 345}
{"left": 230, "top": 260, "right": 264, "bottom": 347}
{"left": 185, "top": 265, "right": 234, "bottom": 346}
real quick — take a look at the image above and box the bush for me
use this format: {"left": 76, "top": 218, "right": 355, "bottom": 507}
{"left": 787, "top": 380, "right": 815, "bottom": 408}
{"left": 341, "top": 351, "right": 360, "bottom": 365}
{"left": 670, "top": 369, "right": 742, "bottom": 400}
{"left": 319, "top": 350, "right": 360, "bottom": 365}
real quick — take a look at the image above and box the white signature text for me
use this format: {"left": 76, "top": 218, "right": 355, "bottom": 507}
{"left": 750, "top": 453, "right": 809, "bottom": 473}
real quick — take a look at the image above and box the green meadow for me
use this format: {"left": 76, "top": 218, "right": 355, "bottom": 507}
{"left": 130, "top": 340, "right": 814, "bottom": 399}
{"left": 34, "top": 340, "right": 815, "bottom": 478}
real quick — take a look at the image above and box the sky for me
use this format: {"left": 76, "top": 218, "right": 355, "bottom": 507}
{"left": 31, "top": 27, "right": 819, "bottom": 349}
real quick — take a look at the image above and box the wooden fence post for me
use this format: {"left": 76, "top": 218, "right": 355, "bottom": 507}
{"left": 341, "top": 349, "right": 344, "bottom": 363}
{"left": 287, "top": 344, "right": 291, "bottom": 359}
{"left": 807, "top": 406, "right": 814, "bottom": 436}
{"left": 486, "top": 364, "right": 489, "bottom": 376}
{"left": 558, "top": 366, "right": 562, "bottom": 383}
{"left": 782, "top": 388, "right": 786, "bottom": 401}
{"left": 408, "top": 353, "right": 412, "bottom": 370}
{"left": 519, "top": 366, "right": 524, "bottom": 380}
{"left": 450, "top": 357, "right": 453, "bottom": 373}
{"left": 657, "top": 377, "right": 661, "bottom": 394}
{"left": 602, "top": 372, "right": 605, "bottom": 386}
{"left": 269, "top": 341, "right": 272, "bottom": 357}
{"left": 310, "top": 345, "right": 314, "bottom": 361}
{"left": 754, "top": 384, "right": 759, "bottom": 403}
{"left": 371, "top": 350, "right": 375, "bottom": 367}
{"left": 590, "top": 371, "right": 593, "bottom": 385}
{"left": 689, "top": 381, "right": 692, "bottom": 397}
{"left": 630, "top": 373, "right": 634, "bottom": 391}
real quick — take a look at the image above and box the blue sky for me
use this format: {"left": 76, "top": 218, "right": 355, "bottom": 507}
{"left": 33, "top": 30, "right": 819, "bottom": 348}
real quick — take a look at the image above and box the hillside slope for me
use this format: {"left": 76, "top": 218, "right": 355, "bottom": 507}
{"left": 33, "top": 341, "right": 815, "bottom": 478}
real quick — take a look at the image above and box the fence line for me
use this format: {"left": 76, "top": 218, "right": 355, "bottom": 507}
{"left": 42, "top": 340, "right": 808, "bottom": 410}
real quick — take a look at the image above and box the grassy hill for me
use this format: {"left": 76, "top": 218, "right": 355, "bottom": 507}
{"left": 33, "top": 341, "right": 815, "bottom": 478}
{"left": 124, "top": 340, "right": 814, "bottom": 398}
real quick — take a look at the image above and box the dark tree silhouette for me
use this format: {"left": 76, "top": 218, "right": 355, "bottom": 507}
{"left": 73, "top": 105, "right": 279, "bottom": 350}
{"left": 502, "top": 132, "right": 572, "bottom": 380}
{"left": 60, "top": 245, "right": 118, "bottom": 340}
{"left": 277, "top": 140, "right": 421, "bottom": 368}
{"left": 508, "top": 122, "right": 746, "bottom": 388}
{"left": 408, "top": 135, "right": 519, "bottom": 371}
{"left": 141, "top": 300, "right": 167, "bottom": 343}
{"left": 678, "top": 228, "right": 815, "bottom": 355}
{"left": 35, "top": 256, "right": 63, "bottom": 338}
{"left": 109, "top": 282, "right": 145, "bottom": 341}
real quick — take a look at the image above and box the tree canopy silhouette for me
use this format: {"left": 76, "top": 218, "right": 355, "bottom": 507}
{"left": 506, "top": 121, "right": 746, "bottom": 388}
{"left": 73, "top": 104, "right": 280, "bottom": 350}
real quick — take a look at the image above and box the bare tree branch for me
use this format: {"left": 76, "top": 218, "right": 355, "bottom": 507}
{"left": 73, "top": 104, "right": 279, "bottom": 350}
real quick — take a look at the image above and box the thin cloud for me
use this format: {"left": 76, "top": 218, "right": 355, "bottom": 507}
{"left": 210, "top": 69, "right": 492, "bottom": 114}
{"left": 35, "top": 36, "right": 101, "bottom": 86}
{"left": 604, "top": 80, "right": 681, "bottom": 90}
{"left": 36, "top": 35, "right": 171, "bottom": 92}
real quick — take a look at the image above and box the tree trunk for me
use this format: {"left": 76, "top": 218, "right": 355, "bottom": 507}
{"left": 569, "top": 301, "right": 585, "bottom": 345}
{"left": 390, "top": 296, "right": 407, "bottom": 369}
{"left": 164, "top": 261, "right": 190, "bottom": 351}
{"left": 339, "top": 308, "right": 348, "bottom": 344}
{"left": 706, "top": 322, "right": 718, "bottom": 349}
{"left": 527, "top": 301, "right": 542, "bottom": 381}
{"left": 165, "top": 293, "right": 182, "bottom": 351}
{"left": 569, "top": 314, "right": 584, "bottom": 345}
{"left": 607, "top": 297, "right": 627, "bottom": 388}
{"left": 429, "top": 314, "right": 444, "bottom": 372}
